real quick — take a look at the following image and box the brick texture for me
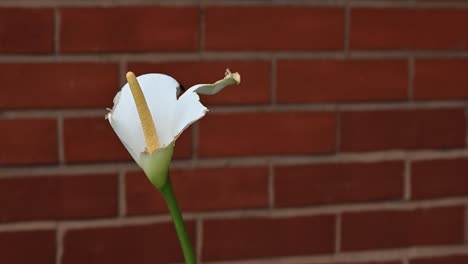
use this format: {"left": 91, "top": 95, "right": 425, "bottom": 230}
{"left": 275, "top": 161, "right": 404, "bottom": 207}
{"left": 202, "top": 215, "right": 335, "bottom": 261}
{"left": 414, "top": 59, "right": 468, "bottom": 100}
{"left": 341, "top": 206, "right": 465, "bottom": 251}
{"left": 340, "top": 109, "right": 466, "bottom": 152}
{"left": 0, "top": 230, "right": 55, "bottom": 264}
{"left": 0, "top": 174, "right": 117, "bottom": 222}
{"left": 335, "top": 262, "right": 401, "bottom": 264}
{"left": 410, "top": 255, "right": 468, "bottom": 264}
{"left": 351, "top": 8, "right": 468, "bottom": 50}
{"left": 0, "top": 119, "right": 58, "bottom": 165}
{"left": 0, "top": 63, "right": 119, "bottom": 109}
{"left": 60, "top": 7, "right": 199, "bottom": 53}
{"left": 412, "top": 158, "right": 468, "bottom": 199}
{"left": 126, "top": 167, "right": 268, "bottom": 215}
{"left": 205, "top": 7, "right": 344, "bottom": 51}
{"left": 128, "top": 61, "right": 271, "bottom": 105}
{"left": 277, "top": 59, "right": 408, "bottom": 103}
{"left": 198, "top": 112, "right": 336, "bottom": 157}
{"left": 0, "top": 8, "right": 53, "bottom": 54}
{"left": 64, "top": 117, "right": 130, "bottom": 163}
{"left": 63, "top": 222, "right": 196, "bottom": 264}
{"left": 2, "top": 1, "right": 468, "bottom": 264}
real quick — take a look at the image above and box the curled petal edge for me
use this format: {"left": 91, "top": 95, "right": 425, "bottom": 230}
{"left": 189, "top": 69, "right": 241, "bottom": 95}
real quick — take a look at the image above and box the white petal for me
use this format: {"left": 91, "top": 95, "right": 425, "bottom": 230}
{"left": 171, "top": 70, "right": 240, "bottom": 139}
{"left": 142, "top": 74, "right": 179, "bottom": 147}
{"left": 108, "top": 90, "right": 145, "bottom": 164}
{"left": 172, "top": 87, "right": 208, "bottom": 140}
{"left": 108, "top": 73, "right": 179, "bottom": 163}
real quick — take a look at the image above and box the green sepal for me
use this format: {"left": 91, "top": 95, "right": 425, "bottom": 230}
{"left": 140, "top": 141, "right": 175, "bottom": 189}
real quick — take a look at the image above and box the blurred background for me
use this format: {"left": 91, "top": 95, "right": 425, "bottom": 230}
{"left": 0, "top": 0, "right": 467, "bottom": 263}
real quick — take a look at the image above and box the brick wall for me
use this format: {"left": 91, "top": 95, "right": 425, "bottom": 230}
{"left": 0, "top": 0, "right": 467, "bottom": 264}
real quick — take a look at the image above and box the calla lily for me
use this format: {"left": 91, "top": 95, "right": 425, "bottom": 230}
{"left": 106, "top": 69, "right": 239, "bottom": 264}
{"left": 106, "top": 69, "right": 240, "bottom": 189}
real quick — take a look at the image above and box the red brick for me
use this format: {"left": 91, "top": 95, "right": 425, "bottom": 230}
{"left": 414, "top": 59, "right": 468, "bottom": 100}
{"left": 335, "top": 262, "right": 401, "bottom": 264}
{"left": 341, "top": 206, "right": 465, "bottom": 251}
{"left": 275, "top": 161, "right": 404, "bottom": 207}
{"left": 340, "top": 109, "right": 466, "bottom": 152}
{"left": 0, "top": 119, "right": 57, "bottom": 165}
{"left": 64, "top": 117, "right": 129, "bottom": 163}
{"left": 199, "top": 112, "right": 336, "bottom": 157}
{"left": 0, "top": 174, "right": 117, "bottom": 222}
{"left": 0, "top": 63, "right": 118, "bottom": 109}
{"left": 351, "top": 8, "right": 468, "bottom": 50}
{"left": 126, "top": 167, "right": 268, "bottom": 215}
{"left": 412, "top": 158, "right": 468, "bottom": 199}
{"left": 0, "top": 230, "right": 55, "bottom": 264}
{"left": 205, "top": 7, "right": 344, "bottom": 51}
{"left": 63, "top": 222, "right": 196, "bottom": 264}
{"left": 64, "top": 118, "right": 191, "bottom": 163}
{"left": 128, "top": 61, "right": 271, "bottom": 105}
{"left": 0, "top": 8, "right": 53, "bottom": 53}
{"left": 60, "top": 7, "right": 199, "bottom": 53}
{"left": 202, "top": 215, "right": 335, "bottom": 261}
{"left": 172, "top": 127, "right": 192, "bottom": 159}
{"left": 277, "top": 59, "right": 408, "bottom": 103}
{"left": 411, "top": 255, "right": 468, "bottom": 264}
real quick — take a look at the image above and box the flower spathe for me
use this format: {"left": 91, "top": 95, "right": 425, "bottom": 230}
{"left": 106, "top": 69, "right": 240, "bottom": 189}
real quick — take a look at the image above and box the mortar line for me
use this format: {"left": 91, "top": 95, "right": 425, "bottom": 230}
{"left": 192, "top": 244, "right": 468, "bottom": 264}
{"left": 208, "top": 102, "right": 468, "bottom": 112}
{"left": 2, "top": 51, "right": 468, "bottom": 62}
{"left": 0, "top": 0, "right": 202, "bottom": 7}
{"left": 335, "top": 213, "right": 341, "bottom": 253}
{"left": 335, "top": 111, "right": 341, "bottom": 153}
{"left": 203, "top": 0, "right": 347, "bottom": 7}
{"left": 57, "top": 115, "right": 65, "bottom": 164}
{"left": 268, "top": 162, "right": 275, "bottom": 209}
{"left": 350, "top": 51, "right": 468, "bottom": 59}
{"left": 0, "top": 164, "right": 138, "bottom": 178}
{"left": 199, "top": 5, "right": 205, "bottom": 52}
{"left": 2, "top": 101, "right": 467, "bottom": 119}
{"left": 404, "top": 158, "right": 412, "bottom": 201}
{"left": 344, "top": 3, "right": 351, "bottom": 58}
{"left": 350, "top": 0, "right": 468, "bottom": 8}
{"left": 0, "top": 222, "right": 56, "bottom": 232}
{"left": 119, "top": 60, "right": 127, "bottom": 86}
{"left": 0, "top": 109, "right": 107, "bottom": 118}
{"left": 117, "top": 170, "right": 127, "bottom": 217}
{"left": 192, "top": 123, "right": 199, "bottom": 161}
{"left": 196, "top": 218, "right": 203, "bottom": 264}
{"left": 4, "top": 0, "right": 468, "bottom": 8}
{"left": 465, "top": 204, "right": 468, "bottom": 243}
{"left": 465, "top": 105, "right": 468, "bottom": 147}
{"left": 55, "top": 223, "right": 64, "bottom": 264}
{"left": 196, "top": 0, "right": 468, "bottom": 9}
{"left": 53, "top": 8, "right": 60, "bottom": 56}
{"left": 2, "top": 148, "right": 468, "bottom": 177}
{"left": 408, "top": 57, "right": 415, "bottom": 101}
{"left": 270, "top": 57, "right": 277, "bottom": 105}
{"left": 1, "top": 197, "right": 467, "bottom": 230}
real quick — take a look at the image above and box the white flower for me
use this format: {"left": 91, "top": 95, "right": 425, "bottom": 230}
{"left": 106, "top": 69, "right": 240, "bottom": 189}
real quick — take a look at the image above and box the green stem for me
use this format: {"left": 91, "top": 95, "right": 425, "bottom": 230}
{"left": 160, "top": 177, "right": 197, "bottom": 264}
